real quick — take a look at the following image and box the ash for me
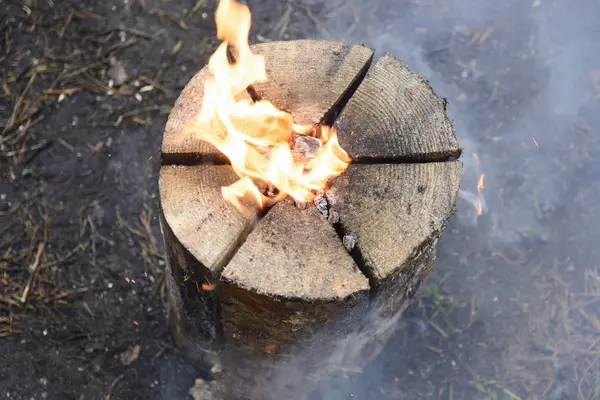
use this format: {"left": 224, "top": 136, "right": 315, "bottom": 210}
{"left": 314, "top": 192, "right": 329, "bottom": 216}
{"left": 327, "top": 209, "right": 340, "bottom": 224}
{"left": 342, "top": 234, "right": 356, "bottom": 251}
{"left": 294, "top": 134, "right": 322, "bottom": 159}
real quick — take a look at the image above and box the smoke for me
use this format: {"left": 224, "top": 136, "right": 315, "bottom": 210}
{"left": 317, "top": 0, "right": 600, "bottom": 244}
{"left": 233, "top": 0, "right": 600, "bottom": 398}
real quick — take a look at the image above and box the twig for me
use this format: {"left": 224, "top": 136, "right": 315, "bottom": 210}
{"left": 57, "top": 138, "right": 76, "bottom": 152}
{"left": 45, "top": 287, "right": 89, "bottom": 304}
{"left": 41, "top": 241, "right": 88, "bottom": 270}
{"left": 72, "top": 10, "right": 102, "bottom": 20}
{"left": 188, "top": 0, "right": 207, "bottom": 17}
{"left": 269, "top": 3, "right": 293, "bottom": 39}
{"left": 344, "top": 0, "right": 360, "bottom": 35}
{"left": 104, "top": 39, "right": 138, "bottom": 57}
{"left": 20, "top": 242, "right": 45, "bottom": 304}
{"left": 138, "top": 76, "right": 172, "bottom": 97}
{"left": 305, "top": 6, "right": 331, "bottom": 39}
{"left": 1, "top": 140, "right": 51, "bottom": 157}
{"left": 49, "top": 61, "right": 104, "bottom": 90}
{"left": 149, "top": 9, "right": 188, "bottom": 31}
{"left": 105, "top": 373, "right": 125, "bottom": 400}
{"left": 118, "top": 27, "right": 156, "bottom": 40}
{"left": 3, "top": 72, "right": 37, "bottom": 134}
{"left": 466, "top": 295, "right": 477, "bottom": 329}
{"left": 59, "top": 9, "right": 75, "bottom": 38}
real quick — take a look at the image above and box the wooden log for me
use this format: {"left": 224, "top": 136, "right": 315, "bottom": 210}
{"left": 163, "top": 40, "right": 374, "bottom": 164}
{"left": 327, "top": 162, "right": 462, "bottom": 283}
{"left": 244, "top": 40, "right": 374, "bottom": 125}
{"left": 335, "top": 54, "right": 462, "bottom": 162}
{"left": 158, "top": 164, "right": 258, "bottom": 362}
{"left": 158, "top": 40, "right": 462, "bottom": 369}
{"left": 219, "top": 198, "right": 369, "bottom": 353}
{"left": 161, "top": 68, "right": 238, "bottom": 164}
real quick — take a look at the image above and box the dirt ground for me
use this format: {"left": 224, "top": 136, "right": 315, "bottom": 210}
{"left": 1, "top": 0, "right": 599, "bottom": 399}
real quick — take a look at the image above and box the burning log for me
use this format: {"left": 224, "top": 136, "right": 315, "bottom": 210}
{"left": 159, "top": 38, "right": 461, "bottom": 371}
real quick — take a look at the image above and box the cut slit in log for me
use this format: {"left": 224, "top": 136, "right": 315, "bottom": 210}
{"left": 238, "top": 40, "right": 374, "bottom": 126}
{"left": 159, "top": 39, "right": 462, "bottom": 369}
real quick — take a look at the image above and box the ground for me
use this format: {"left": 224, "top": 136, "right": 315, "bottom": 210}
{"left": 1, "top": 0, "right": 599, "bottom": 399}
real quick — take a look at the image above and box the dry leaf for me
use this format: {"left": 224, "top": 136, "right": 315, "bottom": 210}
{"left": 119, "top": 344, "right": 140, "bottom": 366}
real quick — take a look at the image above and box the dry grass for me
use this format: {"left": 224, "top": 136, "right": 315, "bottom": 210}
{"left": 508, "top": 262, "right": 600, "bottom": 399}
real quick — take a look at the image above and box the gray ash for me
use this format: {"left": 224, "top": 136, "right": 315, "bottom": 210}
{"left": 293, "top": 134, "right": 322, "bottom": 159}
{"left": 314, "top": 192, "right": 329, "bottom": 217}
{"left": 327, "top": 209, "right": 340, "bottom": 224}
{"left": 342, "top": 234, "right": 356, "bottom": 252}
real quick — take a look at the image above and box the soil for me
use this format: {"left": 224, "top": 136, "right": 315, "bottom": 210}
{"left": 1, "top": 0, "right": 599, "bottom": 399}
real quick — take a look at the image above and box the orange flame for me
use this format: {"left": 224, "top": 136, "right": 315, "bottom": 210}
{"left": 183, "top": 0, "right": 350, "bottom": 212}
{"left": 476, "top": 173, "right": 485, "bottom": 216}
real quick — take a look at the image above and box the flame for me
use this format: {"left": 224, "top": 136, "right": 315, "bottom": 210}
{"left": 476, "top": 173, "right": 485, "bottom": 216}
{"left": 183, "top": 0, "right": 350, "bottom": 212}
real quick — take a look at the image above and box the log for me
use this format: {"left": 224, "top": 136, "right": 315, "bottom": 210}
{"left": 243, "top": 40, "right": 374, "bottom": 125}
{"left": 158, "top": 39, "right": 462, "bottom": 369}
{"left": 159, "top": 164, "right": 258, "bottom": 351}
{"left": 335, "top": 54, "right": 462, "bottom": 162}
{"left": 161, "top": 68, "right": 237, "bottom": 164}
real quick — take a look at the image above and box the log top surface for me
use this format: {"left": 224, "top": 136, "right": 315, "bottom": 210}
{"left": 160, "top": 39, "right": 462, "bottom": 302}
{"left": 222, "top": 199, "right": 369, "bottom": 301}
{"left": 159, "top": 165, "right": 258, "bottom": 273}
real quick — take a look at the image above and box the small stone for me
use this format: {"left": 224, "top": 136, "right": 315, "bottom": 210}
{"left": 314, "top": 192, "right": 328, "bottom": 216}
{"left": 342, "top": 235, "right": 356, "bottom": 252}
{"left": 327, "top": 209, "right": 339, "bottom": 224}
{"left": 108, "top": 56, "right": 128, "bottom": 86}
{"left": 294, "top": 135, "right": 322, "bottom": 159}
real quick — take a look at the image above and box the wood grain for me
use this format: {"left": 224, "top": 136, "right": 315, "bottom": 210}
{"left": 219, "top": 198, "right": 369, "bottom": 353}
{"left": 158, "top": 40, "right": 463, "bottom": 371}
{"left": 161, "top": 67, "right": 253, "bottom": 162}
{"left": 335, "top": 54, "right": 462, "bottom": 162}
{"left": 221, "top": 198, "right": 368, "bottom": 300}
{"left": 159, "top": 165, "right": 258, "bottom": 274}
{"left": 246, "top": 40, "right": 374, "bottom": 126}
{"left": 327, "top": 162, "right": 462, "bottom": 283}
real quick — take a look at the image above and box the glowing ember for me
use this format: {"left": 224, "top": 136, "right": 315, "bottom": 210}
{"left": 183, "top": 0, "right": 351, "bottom": 212}
{"left": 264, "top": 343, "right": 277, "bottom": 353}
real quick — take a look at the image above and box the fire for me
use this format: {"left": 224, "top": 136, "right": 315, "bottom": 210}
{"left": 183, "top": 0, "right": 350, "bottom": 212}
{"left": 476, "top": 173, "right": 485, "bottom": 216}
